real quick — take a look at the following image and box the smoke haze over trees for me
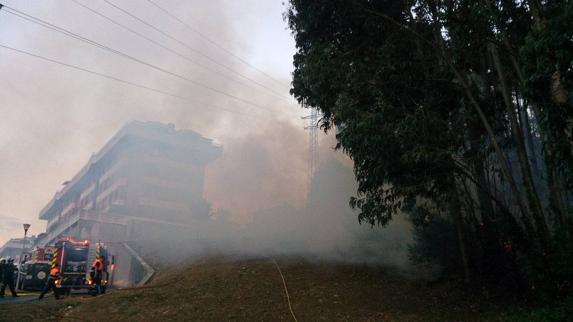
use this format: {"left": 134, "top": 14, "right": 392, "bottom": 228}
{"left": 0, "top": 0, "right": 413, "bottom": 272}
{"left": 131, "top": 155, "right": 413, "bottom": 271}
{"left": 287, "top": 0, "right": 573, "bottom": 297}
{"left": 2, "top": 0, "right": 572, "bottom": 309}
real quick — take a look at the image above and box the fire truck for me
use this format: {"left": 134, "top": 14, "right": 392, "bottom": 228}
{"left": 50, "top": 237, "right": 112, "bottom": 295}
{"left": 16, "top": 246, "right": 56, "bottom": 291}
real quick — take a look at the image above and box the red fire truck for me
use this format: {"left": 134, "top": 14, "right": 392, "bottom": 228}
{"left": 50, "top": 237, "right": 112, "bottom": 295}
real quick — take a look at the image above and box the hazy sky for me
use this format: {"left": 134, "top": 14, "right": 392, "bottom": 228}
{"left": 0, "top": 0, "right": 313, "bottom": 245}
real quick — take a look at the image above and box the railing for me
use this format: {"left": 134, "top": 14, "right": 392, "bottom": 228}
{"left": 40, "top": 208, "right": 197, "bottom": 246}
{"left": 121, "top": 242, "right": 155, "bottom": 287}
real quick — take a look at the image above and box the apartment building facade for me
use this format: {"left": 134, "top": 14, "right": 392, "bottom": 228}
{"left": 37, "top": 121, "right": 222, "bottom": 246}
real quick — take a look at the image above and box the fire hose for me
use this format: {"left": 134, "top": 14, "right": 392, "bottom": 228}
{"left": 271, "top": 258, "right": 298, "bottom": 322}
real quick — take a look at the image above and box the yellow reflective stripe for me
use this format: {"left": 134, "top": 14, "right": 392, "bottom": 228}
{"left": 51, "top": 249, "right": 59, "bottom": 268}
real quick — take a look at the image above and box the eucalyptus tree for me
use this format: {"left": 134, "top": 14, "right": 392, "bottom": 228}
{"left": 287, "top": 0, "right": 572, "bottom": 295}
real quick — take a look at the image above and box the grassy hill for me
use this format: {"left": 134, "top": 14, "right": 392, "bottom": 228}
{"left": 0, "top": 257, "right": 564, "bottom": 321}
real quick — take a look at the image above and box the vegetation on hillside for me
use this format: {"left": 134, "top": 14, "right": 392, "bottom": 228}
{"left": 287, "top": 0, "right": 573, "bottom": 298}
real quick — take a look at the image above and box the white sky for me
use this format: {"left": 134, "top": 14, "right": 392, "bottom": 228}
{"left": 0, "top": 0, "right": 305, "bottom": 245}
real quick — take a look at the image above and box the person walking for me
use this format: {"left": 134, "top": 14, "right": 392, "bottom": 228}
{"left": 39, "top": 263, "right": 60, "bottom": 300}
{"left": 0, "top": 258, "right": 18, "bottom": 297}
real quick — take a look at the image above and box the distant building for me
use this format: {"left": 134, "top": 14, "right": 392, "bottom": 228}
{"left": 0, "top": 236, "right": 36, "bottom": 263}
{"left": 37, "top": 121, "right": 222, "bottom": 246}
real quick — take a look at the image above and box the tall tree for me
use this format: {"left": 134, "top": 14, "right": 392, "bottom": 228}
{"left": 288, "top": 0, "right": 573, "bottom": 295}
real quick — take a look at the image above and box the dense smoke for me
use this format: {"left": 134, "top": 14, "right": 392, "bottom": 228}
{"left": 204, "top": 120, "right": 308, "bottom": 221}
{"left": 0, "top": 0, "right": 413, "bottom": 272}
{"left": 0, "top": 0, "right": 296, "bottom": 242}
{"left": 130, "top": 139, "right": 414, "bottom": 273}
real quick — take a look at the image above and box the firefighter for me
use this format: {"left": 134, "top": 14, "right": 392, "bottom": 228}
{"left": 0, "top": 258, "right": 18, "bottom": 297}
{"left": 39, "top": 263, "right": 60, "bottom": 300}
{"left": 91, "top": 256, "right": 104, "bottom": 294}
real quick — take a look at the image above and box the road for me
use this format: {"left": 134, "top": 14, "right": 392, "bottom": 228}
{"left": 0, "top": 291, "right": 42, "bottom": 304}
{"left": 0, "top": 289, "right": 95, "bottom": 305}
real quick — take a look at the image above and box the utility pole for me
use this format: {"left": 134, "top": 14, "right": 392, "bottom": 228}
{"left": 301, "top": 106, "right": 320, "bottom": 191}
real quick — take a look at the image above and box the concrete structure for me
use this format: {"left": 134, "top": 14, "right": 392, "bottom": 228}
{"left": 0, "top": 236, "right": 36, "bottom": 263}
{"left": 36, "top": 121, "right": 221, "bottom": 286}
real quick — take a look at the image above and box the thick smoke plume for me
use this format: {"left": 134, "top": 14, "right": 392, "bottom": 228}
{"left": 204, "top": 120, "right": 308, "bottom": 222}
{"left": 0, "top": 0, "right": 413, "bottom": 272}
{"left": 0, "top": 0, "right": 296, "bottom": 242}
{"left": 130, "top": 135, "right": 414, "bottom": 273}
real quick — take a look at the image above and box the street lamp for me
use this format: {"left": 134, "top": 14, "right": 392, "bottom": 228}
{"left": 23, "top": 223, "right": 30, "bottom": 259}
{"left": 20, "top": 223, "right": 30, "bottom": 261}
{"left": 16, "top": 223, "right": 31, "bottom": 290}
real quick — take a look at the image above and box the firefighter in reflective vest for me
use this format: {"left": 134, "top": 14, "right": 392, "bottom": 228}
{"left": 39, "top": 263, "right": 60, "bottom": 300}
{"left": 91, "top": 256, "right": 105, "bottom": 294}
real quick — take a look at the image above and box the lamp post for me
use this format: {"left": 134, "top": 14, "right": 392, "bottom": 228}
{"left": 23, "top": 224, "right": 30, "bottom": 256}
{"left": 16, "top": 223, "right": 31, "bottom": 290}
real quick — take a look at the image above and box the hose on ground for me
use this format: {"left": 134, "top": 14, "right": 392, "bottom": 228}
{"left": 271, "top": 258, "right": 298, "bottom": 322}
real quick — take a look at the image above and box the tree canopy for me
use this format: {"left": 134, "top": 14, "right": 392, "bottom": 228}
{"left": 288, "top": 0, "right": 573, "bottom": 296}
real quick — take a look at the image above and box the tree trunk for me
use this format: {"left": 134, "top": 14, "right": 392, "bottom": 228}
{"left": 488, "top": 43, "right": 551, "bottom": 251}
{"left": 547, "top": 153, "right": 572, "bottom": 237}
{"left": 501, "top": 30, "right": 571, "bottom": 243}
{"left": 518, "top": 98, "right": 540, "bottom": 176}
{"left": 362, "top": 2, "right": 541, "bottom": 248}
{"left": 452, "top": 186, "right": 471, "bottom": 284}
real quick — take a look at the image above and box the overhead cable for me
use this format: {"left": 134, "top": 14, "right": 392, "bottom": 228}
{"left": 0, "top": 43, "right": 260, "bottom": 119}
{"left": 102, "top": 0, "right": 290, "bottom": 101}
{"left": 70, "top": 0, "right": 289, "bottom": 101}
{"left": 145, "top": 0, "right": 290, "bottom": 89}
{"left": 0, "top": 4, "right": 269, "bottom": 111}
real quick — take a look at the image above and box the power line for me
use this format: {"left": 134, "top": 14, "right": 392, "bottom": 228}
{"left": 69, "top": 0, "right": 290, "bottom": 102}
{"left": 0, "top": 43, "right": 260, "bottom": 119}
{"left": 145, "top": 0, "right": 290, "bottom": 89}
{"left": 4, "top": 9, "right": 120, "bottom": 52}
{"left": 2, "top": 5, "right": 267, "bottom": 111}
{"left": 0, "top": 4, "right": 269, "bottom": 111}
{"left": 102, "top": 0, "right": 290, "bottom": 101}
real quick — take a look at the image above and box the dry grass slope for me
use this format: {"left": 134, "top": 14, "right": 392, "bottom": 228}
{"left": 1, "top": 257, "right": 514, "bottom": 321}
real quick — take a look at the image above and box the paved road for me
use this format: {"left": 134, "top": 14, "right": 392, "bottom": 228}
{"left": 0, "top": 290, "right": 94, "bottom": 305}
{"left": 0, "top": 291, "right": 42, "bottom": 304}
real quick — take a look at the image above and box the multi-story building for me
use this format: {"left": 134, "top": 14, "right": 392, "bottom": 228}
{"left": 37, "top": 121, "right": 222, "bottom": 246}
{"left": 0, "top": 236, "right": 36, "bottom": 263}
